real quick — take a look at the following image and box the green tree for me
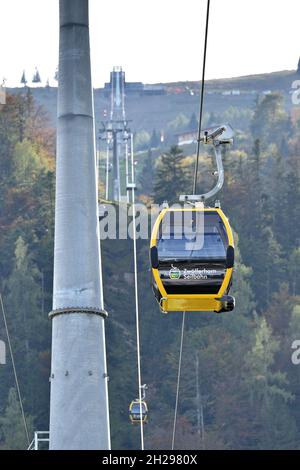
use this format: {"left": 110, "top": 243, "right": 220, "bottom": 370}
{"left": 4, "top": 236, "right": 44, "bottom": 354}
{"left": 288, "top": 247, "right": 300, "bottom": 296}
{"left": 12, "top": 140, "right": 47, "bottom": 186}
{"left": 243, "top": 317, "right": 296, "bottom": 449}
{"left": 250, "top": 93, "right": 290, "bottom": 149}
{"left": 167, "top": 113, "right": 189, "bottom": 132}
{"left": 138, "top": 149, "right": 154, "bottom": 197}
{"left": 1, "top": 237, "right": 50, "bottom": 428}
{"left": 208, "top": 111, "right": 218, "bottom": 127}
{"left": 0, "top": 388, "right": 33, "bottom": 450}
{"left": 187, "top": 112, "right": 198, "bottom": 131}
{"left": 150, "top": 129, "right": 160, "bottom": 149}
{"left": 154, "top": 146, "right": 190, "bottom": 204}
{"left": 133, "top": 130, "right": 150, "bottom": 151}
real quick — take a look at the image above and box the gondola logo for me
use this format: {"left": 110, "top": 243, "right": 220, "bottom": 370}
{"left": 183, "top": 268, "right": 218, "bottom": 280}
{"left": 169, "top": 265, "right": 181, "bottom": 279}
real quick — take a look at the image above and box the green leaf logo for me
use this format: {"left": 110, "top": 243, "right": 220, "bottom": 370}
{"left": 169, "top": 265, "right": 181, "bottom": 280}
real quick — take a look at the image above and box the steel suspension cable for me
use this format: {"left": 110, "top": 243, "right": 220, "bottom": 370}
{"left": 130, "top": 133, "right": 145, "bottom": 450}
{"left": 193, "top": 0, "right": 211, "bottom": 195}
{"left": 172, "top": 0, "right": 211, "bottom": 449}
{"left": 171, "top": 311, "right": 186, "bottom": 450}
{"left": 0, "top": 293, "right": 30, "bottom": 446}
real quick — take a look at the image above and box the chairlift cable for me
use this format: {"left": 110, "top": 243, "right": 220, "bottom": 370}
{"left": 193, "top": 0, "right": 211, "bottom": 196}
{"left": 130, "top": 134, "right": 145, "bottom": 450}
{"left": 172, "top": 0, "right": 210, "bottom": 449}
{"left": 171, "top": 311, "right": 186, "bottom": 450}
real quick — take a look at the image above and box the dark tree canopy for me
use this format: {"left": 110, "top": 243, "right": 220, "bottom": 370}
{"left": 1, "top": 86, "right": 300, "bottom": 450}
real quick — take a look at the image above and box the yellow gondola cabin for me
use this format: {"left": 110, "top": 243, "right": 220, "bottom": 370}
{"left": 129, "top": 399, "right": 148, "bottom": 424}
{"left": 150, "top": 207, "right": 235, "bottom": 313}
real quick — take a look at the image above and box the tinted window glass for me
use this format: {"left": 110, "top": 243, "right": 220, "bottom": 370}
{"left": 158, "top": 212, "right": 228, "bottom": 260}
{"left": 131, "top": 403, "right": 146, "bottom": 414}
{"left": 158, "top": 231, "right": 225, "bottom": 259}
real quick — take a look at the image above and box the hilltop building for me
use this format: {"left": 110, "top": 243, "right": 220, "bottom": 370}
{"left": 103, "top": 68, "right": 165, "bottom": 96}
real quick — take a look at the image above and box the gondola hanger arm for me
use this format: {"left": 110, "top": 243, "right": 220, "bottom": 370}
{"left": 180, "top": 124, "right": 234, "bottom": 203}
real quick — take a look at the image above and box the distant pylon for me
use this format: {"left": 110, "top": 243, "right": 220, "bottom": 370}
{"left": 99, "top": 66, "right": 132, "bottom": 202}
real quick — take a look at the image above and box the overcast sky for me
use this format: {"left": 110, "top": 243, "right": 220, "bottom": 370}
{"left": 0, "top": 0, "right": 299, "bottom": 87}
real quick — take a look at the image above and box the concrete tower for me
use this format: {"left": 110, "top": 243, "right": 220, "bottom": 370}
{"left": 49, "top": 0, "right": 110, "bottom": 450}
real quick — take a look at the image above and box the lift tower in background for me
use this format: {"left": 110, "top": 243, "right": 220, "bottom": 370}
{"left": 49, "top": 0, "right": 110, "bottom": 450}
{"left": 111, "top": 67, "right": 126, "bottom": 202}
{"left": 110, "top": 66, "right": 126, "bottom": 122}
{"left": 100, "top": 67, "right": 133, "bottom": 202}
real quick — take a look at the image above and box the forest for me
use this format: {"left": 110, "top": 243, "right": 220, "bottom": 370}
{"left": 0, "top": 87, "right": 300, "bottom": 450}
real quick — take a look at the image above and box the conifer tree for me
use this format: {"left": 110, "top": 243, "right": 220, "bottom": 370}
{"left": 0, "top": 388, "right": 33, "bottom": 450}
{"left": 150, "top": 129, "right": 160, "bottom": 149}
{"left": 20, "top": 71, "right": 27, "bottom": 87}
{"left": 154, "top": 145, "right": 190, "bottom": 204}
{"left": 139, "top": 149, "right": 154, "bottom": 197}
{"left": 32, "top": 68, "right": 41, "bottom": 84}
